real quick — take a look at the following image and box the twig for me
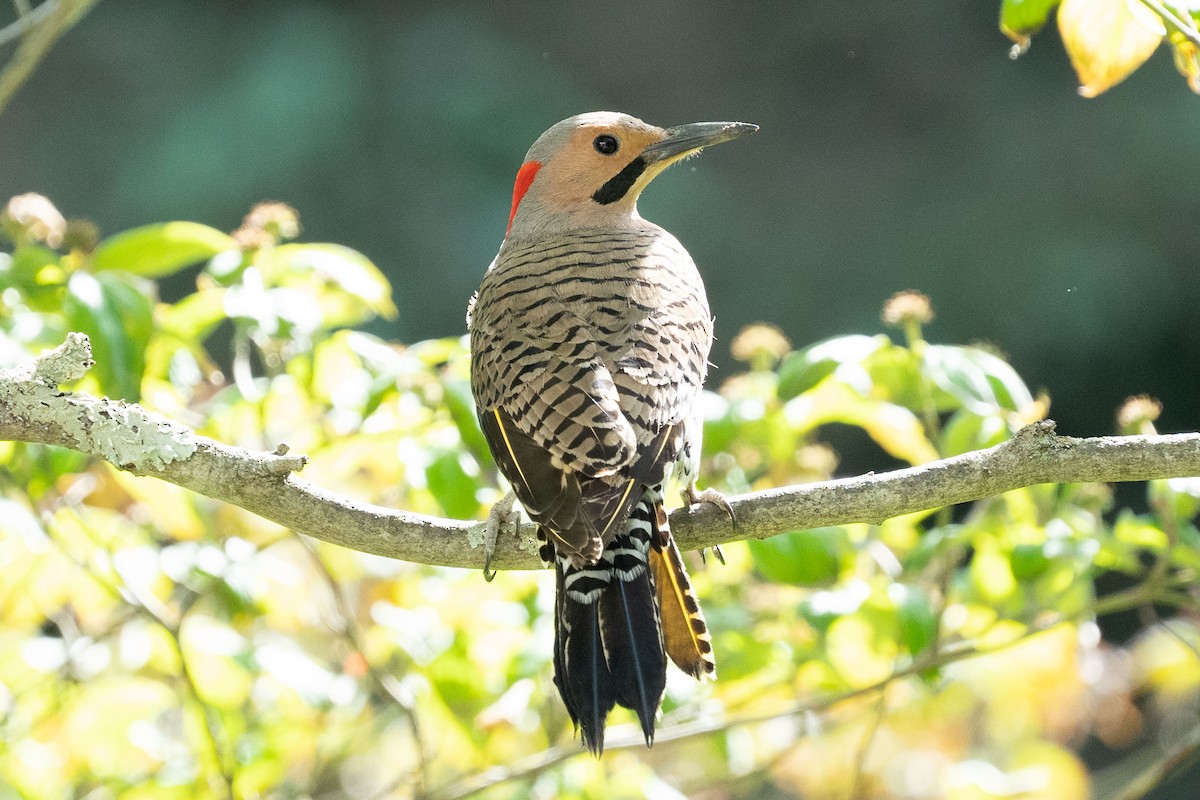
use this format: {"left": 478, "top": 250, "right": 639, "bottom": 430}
{"left": 6, "top": 334, "right": 1200, "bottom": 572}
{"left": 425, "top": 619, "right": 1060, "bottom": 800}
{"left": 294, "top": 536, "right": 429, "bottom": 794}
{"left": 42, "top": 504, "right": 234, "bottom": 798}
{"left": 429, "top": 579, "right": 1198, "bottom": 800}
{"left": 0, "top": 0, "right": 51, "bottom": 46}
{"left": 847, "top": 692, "right": 888, "bottom": 800}
{"left": 1099, "top": 720, "right": 1200, "bottom": 800}
{"left": 1141, "top": 0, "right": 1200, "bottom": 48}
{"left": 0, "top": 0, "right": 101, "bottom": 115}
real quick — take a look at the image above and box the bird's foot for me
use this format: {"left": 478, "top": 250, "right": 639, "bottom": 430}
{"left": 680, "top": 484, "right": 734, "bottom": 566}
{"left": 481, "top": 491, "right": 518, "bottom": 582}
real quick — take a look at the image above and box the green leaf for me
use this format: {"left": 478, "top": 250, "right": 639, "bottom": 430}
{"left": 902, "top": 525, "right": 974, "bottom": 577}
{"left": 443, "top": 377, "right": 492, "bottom": 468}
{"left": 426, "top": 450, "right": 481, "bottom": 520}
{"left": 3, "top": 245, "right": 66, "bottom": 311}
{"left": 93, "top": 222, "right": 237, "bottom": 277}
{"left": 1000, "top": 0, "right": 1060, "bottom": 38}
{"left": 941, "top": 409, "right": 1009, "bottom": 457}
{"left": 862, "top": 341, "right": 923, "bottom": 408}
{"left": 890, "top": 584, "right": 939, "bottom": 656}
{"left": 711, "top": 626, "right": 777, "bottom": 681}
{"left": 1113, "top": 510, "right": 1169, "bottom": 552}
{"left": 1173, "top": 524, "right": 1200, "bottom": 572}
{"left": 1010, "top": 543, "right": 1051, "bottom": 581}
{"left": 748, "top": 527, "right": 850, "bottom": 586}
{"left": 776, "top": 334, "right": 884, "bottom": 400}
{"left": 65, "top": 272, "right": 154, "bottom": 400}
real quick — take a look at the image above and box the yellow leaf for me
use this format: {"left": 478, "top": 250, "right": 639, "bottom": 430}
{"left": 1169, "top": 32, "right": 1200, "bottom": 94}
{"left": 1058, "top": 0, "right": 1165, "bottom": 97}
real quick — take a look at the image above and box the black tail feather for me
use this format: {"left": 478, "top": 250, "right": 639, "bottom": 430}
{"left": 599, "top": 556, "right": 666, "bottom": 744}
{"left": 554, "top": 555, "right": 616, "bottom": 754}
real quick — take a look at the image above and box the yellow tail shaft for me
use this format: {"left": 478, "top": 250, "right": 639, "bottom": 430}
{"left": 650, "top": 503, "right": 715, "bottom": 680}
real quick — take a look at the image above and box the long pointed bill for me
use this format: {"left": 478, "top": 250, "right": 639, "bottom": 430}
{"left": 641, "top": 121, "right": 759, "bottom": 165}
{"left": 591, "top": 120, "right": 758, "bottom": 205}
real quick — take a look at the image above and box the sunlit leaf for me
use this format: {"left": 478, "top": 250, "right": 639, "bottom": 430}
{"left": 861, "top": 341, "right": 923, "bottom": 408}
{"left": 825, "top": 606, "right": 897, "bottom": 687}
{"left": 443, "top": 377, "right": 492, "bottom": 467}
{"left": 712, "top": 626, "right": 779, "bottom": 681}
{"left": 785, "top": 380, "right": 939, "bottom": 464}
{"left": 972, "top": 536, "right": 1018, "bottom": 605}
{"left": 1132, "top": 621, "right": 1200, "bottom": 695}
{"left": 158, "top": 287, "right": 228, "bottom": 341}
{"left": 1168, "top": 30, "right": 1200, "bottom": 93}
{"left": 1112, "top": 509, "right": 1169, "bottom": 551}
{"left": 61, "top": 678, "right": 179, "bottom": 778}
{"left": 776, "top": 334, "right": 885, "bottom": 400}
{"left": 267, "top": 243, "right": 397, "bottom": 325}
{"left": 941, "top": 408, "right": 1009, "bottom": 456}
{"left": 1173, "top": 523, "right": 1200, "bottom": 571}
{"left": 1058, "top": 0, "right": 1165, "bottom": 97}
{"left": 93, "top": 221, "right": 236, "bottom": 277}
{"left": 925, "top": 344, "right": 1034, "bottom": 416}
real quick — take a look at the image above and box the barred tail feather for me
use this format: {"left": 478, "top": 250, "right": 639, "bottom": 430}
{"left": 650, "top": 501, "right": 716, "bottom": 680}
{"left": 549, "top": 498, "right": 669, "bottom": 753}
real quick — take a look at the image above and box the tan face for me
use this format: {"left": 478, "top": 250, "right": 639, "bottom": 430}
{"left": 524, "top": 114, "right": 669, "bottom": 216}
{"left": 505, "top": 112, "right": 758, "bottom": 238}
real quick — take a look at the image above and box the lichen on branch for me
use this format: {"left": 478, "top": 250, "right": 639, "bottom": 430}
{"left": 3, "top": 334, "right": 1200, "bottom": 571}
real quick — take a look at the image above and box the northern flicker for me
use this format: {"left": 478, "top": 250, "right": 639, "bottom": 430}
{"left": 468, "top": 111, "right": 757, "bottom": 754}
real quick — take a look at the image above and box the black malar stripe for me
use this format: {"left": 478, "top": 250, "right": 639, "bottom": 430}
{"left": 592, "top": 156, "right": 648, "bottom": 205}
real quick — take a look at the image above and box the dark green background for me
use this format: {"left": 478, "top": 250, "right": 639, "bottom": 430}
{"left": 3, "top": 0, "right": 1198, "bottom": 440}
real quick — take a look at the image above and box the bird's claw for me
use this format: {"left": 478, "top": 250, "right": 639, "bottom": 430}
{"left": 681, "top": 484, "right": 733, "bottom": 566}
{"left": 681, "top": 485, "right": 735, "bottom": 523}
{"left": 482, "top": 491, "right": 518, "bottom": 582}
{"left": 701, "top": 544, "right": 726, "bottom": 566}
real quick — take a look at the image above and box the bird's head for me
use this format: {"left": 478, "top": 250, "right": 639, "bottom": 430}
{"left": 504, "top": 111, "right": 757, "bottom": 239}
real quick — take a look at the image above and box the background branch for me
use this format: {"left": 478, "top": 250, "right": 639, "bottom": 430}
{"left": 4, "top": 334, "right": 1200, "bottom": 571}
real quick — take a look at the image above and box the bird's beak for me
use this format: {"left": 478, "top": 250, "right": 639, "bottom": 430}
{"left": 641, "top": 121, "right": 759, "bottom": 165}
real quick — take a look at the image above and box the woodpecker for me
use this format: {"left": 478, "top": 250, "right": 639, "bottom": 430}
{"left": 468, "top": 112, "right": 757, "bottom": 754}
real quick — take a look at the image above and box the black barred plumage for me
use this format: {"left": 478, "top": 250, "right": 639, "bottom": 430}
{"left": 469, "top": 112, "right": 755, "bottom": 754}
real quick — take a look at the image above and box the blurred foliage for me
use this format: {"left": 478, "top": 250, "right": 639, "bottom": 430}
{"left": 2, "top": 198, "right": 1199, "bottom": 799}
{"left": 1001, "top": 0, "right": 1200, "bottom": 96}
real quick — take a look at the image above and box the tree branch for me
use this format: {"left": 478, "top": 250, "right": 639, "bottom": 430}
{"left": 4, "top": 334, "right": 1200, "bottom": 571}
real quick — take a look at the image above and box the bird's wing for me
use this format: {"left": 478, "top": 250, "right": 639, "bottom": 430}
{"left": 473, "top": 299, "right": 647, "bottom": 559}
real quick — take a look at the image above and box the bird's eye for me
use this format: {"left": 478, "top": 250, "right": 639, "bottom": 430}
{"left": 593, "top": 135, "right": 619, "bottom": 155}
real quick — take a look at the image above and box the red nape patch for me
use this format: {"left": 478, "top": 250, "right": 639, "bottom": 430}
{"left": 507, "top": 160, "right": 542, "bottom": 234}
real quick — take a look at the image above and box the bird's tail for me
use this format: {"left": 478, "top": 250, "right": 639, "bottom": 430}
{"left": 548, "top": 496, "right": 667, "bottom": 754}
